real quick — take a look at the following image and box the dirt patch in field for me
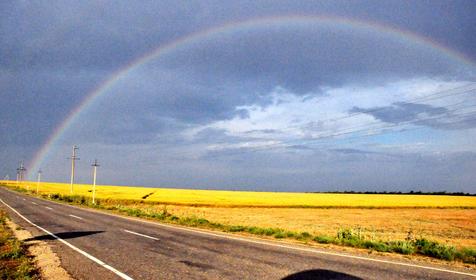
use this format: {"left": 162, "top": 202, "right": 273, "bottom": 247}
{"left": 5, "top": 218, "right": 73, "bottom": 280}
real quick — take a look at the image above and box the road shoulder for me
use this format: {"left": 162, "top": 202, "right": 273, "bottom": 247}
{"left": 5, "top": 215, "right": 73, "bottom": 280}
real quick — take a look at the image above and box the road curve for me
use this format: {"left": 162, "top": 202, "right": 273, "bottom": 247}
{"left": 0, "top": 187, "right": 474, "bottom": 280}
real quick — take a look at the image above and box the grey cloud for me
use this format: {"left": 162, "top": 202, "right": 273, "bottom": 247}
{"left": 244, "top": 129, "right": 279, "bottom": 134}
{"left": 350, "top": 102, "right": 476, "bottom": 130}
{"left": 351, "top": 102, "right": 447, "bottom": 123}
{"left": 331, "top": 148, "right": 380, "bottom": 155}
{"left": 191, "top": 128, "right": 247, "bottom": 144}
{"left": 423, "top": 114, "right": 476, "bottom": 130}
{"left": 286, "top": 144, "right": 314, "bottom": 151}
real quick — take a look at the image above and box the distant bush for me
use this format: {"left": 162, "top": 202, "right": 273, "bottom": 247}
{"left": 229, "top": 225, "right": 246, "bottom": 232}
{"left": 455, "top": 248, "right": 476, "bottom": 264}
{"left": 313, "top": 235, "right": 334, "bottom": 244}
{"left": 285, "top": 231, "right": 295, "bottom": 238}
{"left": 415, "top": 238, "right": 457, "bottom": 261}
{"left": 388, "top": 241, "right": 415, "bottom": 255}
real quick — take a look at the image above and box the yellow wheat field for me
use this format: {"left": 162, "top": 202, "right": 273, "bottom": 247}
{"left": 3, "top": 180, "right": 475, "bottom": 208}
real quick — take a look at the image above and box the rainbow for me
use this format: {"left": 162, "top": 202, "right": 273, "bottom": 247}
{"left": 26, "top": 14, "right": 475, "bottom": 179}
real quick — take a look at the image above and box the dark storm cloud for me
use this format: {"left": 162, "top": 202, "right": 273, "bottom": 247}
{"left": 1, "top": 1, "right": 474, "bottom": 74}
{"left": 1, "top": 1, "right": 475, "bottom": 190}
{"left": 61, "top": 63, "right": 278, "bottom": 145}
{"left": 72, "top": 20, "right": 476, "bottom": 146}
{"left": 0, "top": 69, "right": 104, "bottom": 145}
{"left": 159, "top": 26, "right": 474, "bottom": 94}
{"left": 2, "top": 0, "right": 474, "bottom": 142}
{"left": 0, "top": 1, "right": 210, "bottom": 71}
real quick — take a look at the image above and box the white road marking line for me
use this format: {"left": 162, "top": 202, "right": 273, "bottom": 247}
{"left": 123, "top": 229, "right": 159, "bottom": 241}
{"left": 0, "top": 199, "right": 134, "bottom": 280}
{"left": 45, "top": 206, "right": 53, "bottom": 210}
{"left": 31, "top": 202, "right": 38, "bottom": 205}
{"left": 68, "top": 214, "right": 83, "bottom": 220}
{"left": 3, "top": 188, "right": 475, "bottom": 278}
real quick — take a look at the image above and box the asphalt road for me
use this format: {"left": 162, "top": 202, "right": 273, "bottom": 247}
{"left": 0, "top": 187, "right": 474, "bottom": 280}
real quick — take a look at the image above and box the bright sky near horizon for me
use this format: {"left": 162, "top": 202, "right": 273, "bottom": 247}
{"left": 1, "top": 1, "right": 475, "bottom": 192}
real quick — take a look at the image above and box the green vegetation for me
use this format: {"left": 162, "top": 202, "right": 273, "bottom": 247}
{"left": 0, "top": 210, "right": 38, "bottom": 279}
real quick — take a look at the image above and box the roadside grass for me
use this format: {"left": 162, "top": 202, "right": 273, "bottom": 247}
{"left": 0, "top": 210, "right": 39, "bottom": 279}
{"left": 7, "top": 187, "right": 474, "bottom": 265}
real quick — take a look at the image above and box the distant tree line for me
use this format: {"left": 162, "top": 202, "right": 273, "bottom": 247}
{"left": 311, "top": 190, "right": 476, "bottom": 196}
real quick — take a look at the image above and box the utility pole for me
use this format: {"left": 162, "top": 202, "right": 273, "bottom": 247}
{"left": 68, "top": 145, "right": 79, "bottom": 194}
{"left": 91, "top": 159, "right": 99, "bottom": 205}
{"left": 37, "top": 169, "right": 42, "bottom": 194}
{"left": 16, "top": 161, "right": 26, "bottom": 188}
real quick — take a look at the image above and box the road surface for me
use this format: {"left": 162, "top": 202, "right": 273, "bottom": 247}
{"left": 0, "top": 187, "right": 474, "bottom": 280}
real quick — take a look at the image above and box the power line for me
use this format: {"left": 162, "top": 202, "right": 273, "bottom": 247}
{"left": 197, "top": 83, "right": 476, "bottom": 148}
{"left": 201, "top": 84, "right": 476, "bottom": 156}
{"left": 200, "top": 105, "right": 476, "bottom": 159}
{"left": 310, "top": 101, "right": 476, "bottom": 139}
{"left": 287, "top": 83, "right": 476, "bottom": 130}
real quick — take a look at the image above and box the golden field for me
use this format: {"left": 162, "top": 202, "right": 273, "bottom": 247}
{"left": 3, "top": 180, "right": 476, "bottom": 208}
{"left": 2, "top": 180, "right": 475, "bottom": 249}
{"left": 156, "top": 206, "right": 476, "bottom": 248}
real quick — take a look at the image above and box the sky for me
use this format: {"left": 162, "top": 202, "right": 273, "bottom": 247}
{"left": 1, "top": 1, "right": 475, "bottom": 192}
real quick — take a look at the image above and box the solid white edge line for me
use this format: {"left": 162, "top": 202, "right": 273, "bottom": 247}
{"left": 123, "top": 229, "right": 159, "bottom": 241}
{"left": 31, "top": 202, "right": 37, "bottom": 205}
{"left": 3, "top": 187, "right": 476, "bottom": 278}
{"left": 0, "top": 198, "right": 134, "bottom": 280}
{"left": 45, "top": 206, "right": 53, "bottom": 210}
{"left": 68, "top": 214, "right": 84, "bottom": 220}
